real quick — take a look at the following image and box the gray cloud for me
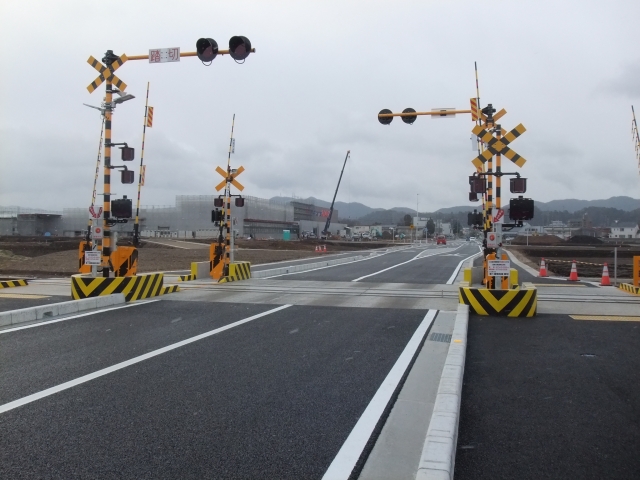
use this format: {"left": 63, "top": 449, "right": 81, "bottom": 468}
{"left": 1, "top": 0, "right": 639, "bottom": 214}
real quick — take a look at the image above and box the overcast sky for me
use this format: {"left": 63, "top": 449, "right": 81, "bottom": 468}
{"left": 1, "top": 0, "right": 639, "bottom": 214}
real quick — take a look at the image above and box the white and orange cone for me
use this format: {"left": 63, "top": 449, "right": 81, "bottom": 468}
{"left": 600, "top": 263, "right": 611, "bottom": 286}
{"left": 315, "top": 245, "right": 319, "bottom": 252}
{"left": 568, "top": 260, "right": 579, "bottom": 281}
{"left": 322, "top": 245, "right": 327, "bottom": 252}
{"left": 539, "top": 258, "right": 548, "bottom": 277}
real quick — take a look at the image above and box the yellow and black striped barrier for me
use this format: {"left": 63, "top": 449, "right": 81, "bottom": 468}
{"left": 0, "top": 279, "right": 28, "bottom": 289}
{"left": 219, "top": 261, "right": 251, "bottom": 283}
{"left": 619, "top": 283, "right": 640, "bottom": 295}
{"left": 459, "top": 283, "right": 537, "bottom": 317}
{"left": 71, "top": 273, "right": 179, "bottom": 301}
{"left": 178, "top": 274, "right": 196, "bottom": 282}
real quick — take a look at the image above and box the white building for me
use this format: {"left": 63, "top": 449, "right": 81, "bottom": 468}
{"left": 610, "top": 222, "right": 639, "bottom": 239}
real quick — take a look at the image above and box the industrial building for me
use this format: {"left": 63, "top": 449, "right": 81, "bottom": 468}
{"left": 1, "top": 196, "right": 345, "bottom": 240}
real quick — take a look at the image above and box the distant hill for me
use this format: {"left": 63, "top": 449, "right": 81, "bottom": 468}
{"left": 270, "top": 195, "right": 640, "bottom": 220}
{"left": 535, "top": 196, "right": 640, "bottom": 213}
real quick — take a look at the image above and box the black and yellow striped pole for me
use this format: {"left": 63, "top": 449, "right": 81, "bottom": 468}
{"left": 133, "top": 82, "right": 151, "bottom": 246}
{"left": 102, "top": 76, "right": 113, "bottom": 277}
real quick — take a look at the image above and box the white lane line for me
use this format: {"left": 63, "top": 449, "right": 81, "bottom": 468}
{"left": 0, "top": 304, "right": 292, "bottom": 414}
{"left": 259, "top": 251, "right": 402, "bottom": 279}
{"left": 351, "top": 244, "right": 466, "bottom": 282}
{"left": 322, "top": 309, "right": 438, "bottom": 480}
{"left": 142, "top": 239, "right": 191, "bottom": 249}
{"left": 0, "top": 300, "right": 161, "bottom": 334}
{"left": 446, "top": 246, "right": 483, "bottom": 285}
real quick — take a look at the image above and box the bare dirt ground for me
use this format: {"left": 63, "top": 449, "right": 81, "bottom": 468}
{"left": 0, "top": 238, "right": 372, "bottom": 277}
{"left": 508, "top": 245, "right": 640, "bottom": 277}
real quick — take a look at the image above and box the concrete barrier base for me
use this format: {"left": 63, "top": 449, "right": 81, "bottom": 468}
{"left": 619, "top": 283, "right": 640, "bottom": 295}
{"left": 458, "top": 282, "right": 537, "bottom": 317}
{"left": 71, "top": 273, "right": 179, "bottom": 301}
{"left": 0, "top": 279, "right": 29, "bottom": 289}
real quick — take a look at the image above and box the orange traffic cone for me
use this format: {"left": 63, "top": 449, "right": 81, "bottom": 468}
{"left": 539, "top": 258, "right": 548, "bottom": 277}
{"left": 315, "top": 245, "right": 319, "bottom": 252}
{"left": 322, "top": 245, "right": 327, "bottom": 252}
{"left": 568, "top": 260, "right": 579, "bottom": 281}
{"left": 600, "top": 263, "right": 611, "bottom": 286}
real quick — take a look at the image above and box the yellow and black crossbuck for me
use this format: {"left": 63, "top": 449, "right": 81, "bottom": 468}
{"left": 87, "top": 54, "right": 128, "bottom": 93}
{"left": 472, "top": 123, "right": 526, "bottom": 169}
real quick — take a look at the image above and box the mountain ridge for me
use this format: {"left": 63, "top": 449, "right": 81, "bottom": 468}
{"left": 268, "top": 195, "right": 640, "bottom": 219}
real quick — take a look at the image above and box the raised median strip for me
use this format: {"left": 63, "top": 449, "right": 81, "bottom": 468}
{"left": 252, "top": 254, "right": 369, "bottom": 278}
{"left": 0, "top": 294, "right": 126, "bottom": 328}
{"left": 416, "top": 304, "right": 469, "bottom": 480}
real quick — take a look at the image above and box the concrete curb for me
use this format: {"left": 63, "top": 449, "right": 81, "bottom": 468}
{"left": 252, "top": 254, "right": 371, "bottom": 278}
{"left": 0, "top": 294, "right": 126, "bottom": 328}
{"left": 416, "top": 304, "right": 469, "bottom": 480}
{"left": 503, "top": 249, "right": 540, "bottom": 277}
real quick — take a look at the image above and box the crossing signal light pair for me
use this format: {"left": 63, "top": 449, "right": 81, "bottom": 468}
{"left": 196, "top": 36, "right": 252, "bottom": 64}
{"left": 213, "top": 197, "right": 245, "bottom": 208}
{"left": 377, "top": 108, "right": 417, "bottom": 125}
{"left": 509, "top": 196, "right": 534, "bottom": 221}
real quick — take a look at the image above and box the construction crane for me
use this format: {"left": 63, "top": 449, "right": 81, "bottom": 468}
{"left": 322, "top": 150, "right": 350, "bottom": 238}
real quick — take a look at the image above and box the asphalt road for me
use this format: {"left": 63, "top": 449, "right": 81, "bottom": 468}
{"left": 266, "top": 242, "right": 478, "bottom": 283}
{"left": 456, "top": 313, "right": 640, "bottom": 480}
{"left": 0, "top": 300, "right": 432, "bottom": 479}
{"left": 0, "top": 294, "right": 68, "bottom": 312}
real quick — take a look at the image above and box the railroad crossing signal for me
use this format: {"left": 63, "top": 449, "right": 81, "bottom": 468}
{"left": 87, "top": 54, "right": 128, "bottom": 93}
{"left": 215, "top": 165, "right": 245, "bottom": 192}
{"left": 471, "top": 123, "right": 527, "bottom": 169}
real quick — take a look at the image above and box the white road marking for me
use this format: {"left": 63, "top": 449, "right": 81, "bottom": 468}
{"left": 351, "top": 244, "right": 466, "bottom": 282}
{"left": 0, "top": 300, "right": 161, "bottom": 335}
{"left": 322, "top": 309, "right": 438, "bottom": 480}
{"left": 0, "top": 304, "right": 292, "bottom": 414}
{"left": 260, "top": 252, "right": 393, "bottom": 279}
{"left": 142, "top": 239, "right": 191, "bottom": 249}
{"left": 446, "top": 247, "right": 483, "bottom": 285}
